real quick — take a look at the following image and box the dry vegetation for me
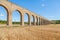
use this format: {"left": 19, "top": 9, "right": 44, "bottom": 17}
{"left": 0, "top": 24, "right": 60, "bottom": 40}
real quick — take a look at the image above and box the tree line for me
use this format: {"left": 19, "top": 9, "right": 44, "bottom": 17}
{"left": 52, "top": 20, "right": 60, "bottom": 24}
{"left": 0, "top": 20, "right": 29, "bottom": 24}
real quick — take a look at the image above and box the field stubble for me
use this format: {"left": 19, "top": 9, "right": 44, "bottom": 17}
{"left": 0, "top": 24, "right": 60, "bottom": 40}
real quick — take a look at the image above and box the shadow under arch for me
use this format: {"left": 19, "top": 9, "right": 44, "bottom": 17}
{"left": 39, "top": 17, "right": 40, "bottom": 25}
{"left": 12, "top": 10, "right": 22, "bottom": 25}
{"left": 0, "top": 4, "right": 9, "bottom": 25}
{"left": 36, "top": 16, "right": 38, "bottom": 25}
{"left": 24, "top": 13, "right": 30, "bottom": 25}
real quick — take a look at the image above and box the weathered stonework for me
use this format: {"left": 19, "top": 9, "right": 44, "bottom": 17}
{"left": 0, "top": 0, "right": 52, "bottom": 26}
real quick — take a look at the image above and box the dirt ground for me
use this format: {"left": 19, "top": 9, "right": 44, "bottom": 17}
{"left": 0, "top": 24, "right": 60, "bottom": 40}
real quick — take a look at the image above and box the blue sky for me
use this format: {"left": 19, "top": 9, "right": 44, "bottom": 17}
{"left": 0, "top": 0, "right": 60, "bottom": 22}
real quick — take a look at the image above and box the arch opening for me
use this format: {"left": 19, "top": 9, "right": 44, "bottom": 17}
{"left": 12, "top": 10, "right": 22, "bottom": 25}
{"left": 24, "top": 13, "right": 30, "bottom": 25}
{"left": 0, "top": 5, "right": 8, "bottom": 25}
{"left": 31, "top": 15, "right": 35, "bottom": 25}
{"left": 36, "top": 16, "right": 38, "bottom": 25}
{"left": 39, "top": 17, "right": 40, "bottom": 25}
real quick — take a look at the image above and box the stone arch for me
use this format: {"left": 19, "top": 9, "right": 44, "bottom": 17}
{"left": 39, "top": 17, "right": 40, "bottom": 25}
{"left": 31, "top": 15, "right": 35, "bottom": 25}
{"left": 24, "top": 13, "right": 30, "bottom": 25}
{"left": 36, "top": 16, "right": 38, "bottom": 25}
{"left": 12, "top": 10, "right": 22, "bottom": 25}
{"left": 0, "top": 4, "right": 9, "bottom": 25}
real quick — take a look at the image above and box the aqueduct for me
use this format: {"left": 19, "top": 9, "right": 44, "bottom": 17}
{"left": 0, "top": 0, "right": 52, "bottom": 26}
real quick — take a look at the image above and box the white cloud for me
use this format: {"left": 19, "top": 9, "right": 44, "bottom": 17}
{"left": 0, "top": 14, "right": 4, "bottom": 16}
{"left": 41, "top": 4, "right": 45, "bottom": 7}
